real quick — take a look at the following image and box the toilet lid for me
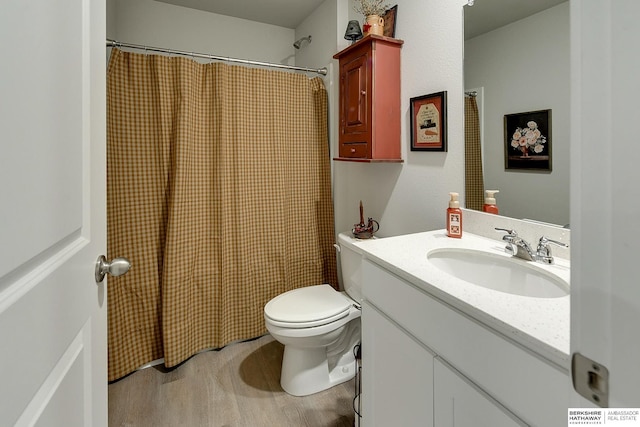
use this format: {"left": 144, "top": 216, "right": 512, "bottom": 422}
{"left": 264, "top": 284, "right": 352, "bottom": 325}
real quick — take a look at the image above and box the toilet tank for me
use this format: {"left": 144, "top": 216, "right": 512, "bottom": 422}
{"left": 337, "top": 232, "right": 372, "bottom": 304}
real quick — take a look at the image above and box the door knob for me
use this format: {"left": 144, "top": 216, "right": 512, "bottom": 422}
{"left": 95, "top": 255, "right": 131, "bottom": 283}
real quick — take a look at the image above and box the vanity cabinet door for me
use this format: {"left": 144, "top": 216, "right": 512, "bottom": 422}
{"left": 362, "top": 301, "right": 434, "bottom": 427}
{"left": 434, "top": 359, "right": 525, "bottom": 427}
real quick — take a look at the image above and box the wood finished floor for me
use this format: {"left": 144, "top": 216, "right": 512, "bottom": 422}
{"left": 108, "top": 334, "right": 357, "bottom": 427}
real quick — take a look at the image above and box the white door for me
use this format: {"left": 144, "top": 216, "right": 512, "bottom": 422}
{"left": 0, "top": 1, "right": 109, "bottom": 426}
{"left": 570, "top": 0, "right": 640, "bottom": 408}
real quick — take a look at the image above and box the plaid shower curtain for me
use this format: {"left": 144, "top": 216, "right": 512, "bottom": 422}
{"left": 106, "top": 49, "right": 337, "bottom": 381}
{"left": 465, "top": 95, "right": 485, "bottom": 211}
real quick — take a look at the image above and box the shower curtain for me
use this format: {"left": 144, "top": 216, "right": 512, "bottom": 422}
{"left": 106, "top": 49, "right": 337, "bottom": 381}
{"left": 464, "top": 95, "right": 484, "bottom": 211}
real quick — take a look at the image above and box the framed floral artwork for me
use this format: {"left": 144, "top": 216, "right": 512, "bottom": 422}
{"left": 504, "top": 109, "right": 552, "bottom": 171}
{"left": 410, "top": 91, "right": 447, "bottom": 151}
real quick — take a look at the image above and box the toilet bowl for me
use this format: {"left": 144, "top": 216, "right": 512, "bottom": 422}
{"left": 264, "top": 232, "right": 368, "bottom": 396}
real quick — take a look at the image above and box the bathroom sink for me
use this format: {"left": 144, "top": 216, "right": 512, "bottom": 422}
{"left": 427, "top": 248, "right": 569, "bottom": 298}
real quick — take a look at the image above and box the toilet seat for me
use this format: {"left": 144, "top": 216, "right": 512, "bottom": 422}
{"left": 264, "top": 284, "right": 353, "bottom": 329}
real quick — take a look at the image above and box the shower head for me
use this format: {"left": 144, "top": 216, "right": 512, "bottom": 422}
{"left": 293, "top": 35, "right": 312, "bottom": 49}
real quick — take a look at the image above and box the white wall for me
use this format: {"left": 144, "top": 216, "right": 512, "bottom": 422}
{"left": 108, "top": 0, "right": 295, "bottom": 65}
{"left": 294, "top": 0, "right": 340, "bottom": 71}
{"left": 465, "top": 3, "right": 570, "bottom": 226}
{"left": 332, "top": 0, "right": 466, "bottom": 237}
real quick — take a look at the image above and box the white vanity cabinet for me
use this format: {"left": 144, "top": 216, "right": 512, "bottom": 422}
{"left": 361, "top": 301, "right": 434, "bottom": 427}
{"left": 434, "top": 358, "right": 523, "bottom": 427}
{"left": 361, "top": 258, "right": 569, "bottom": 427}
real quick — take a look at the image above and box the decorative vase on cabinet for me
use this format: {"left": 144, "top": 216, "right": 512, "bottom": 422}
{"left": 333, "top": 35, "right": 403, "bottom": 162}
{"left": 364, "top": 15, "right": 384, "bottom": 36}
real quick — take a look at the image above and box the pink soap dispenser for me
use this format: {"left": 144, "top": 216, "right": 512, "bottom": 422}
{"left": 446, "top": 192, "right": 462, "bottom": 238}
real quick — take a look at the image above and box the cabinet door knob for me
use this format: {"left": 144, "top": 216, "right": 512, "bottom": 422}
{"left": 351, "top": 148, "right": 356, "bottom": 153}
{"left": 361, "top": 90, "right": 366, "bottom": 96}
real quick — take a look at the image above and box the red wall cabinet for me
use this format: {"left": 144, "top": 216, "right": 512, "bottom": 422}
{"left": 333, "top": 35, "right": 403, "bottom": 162}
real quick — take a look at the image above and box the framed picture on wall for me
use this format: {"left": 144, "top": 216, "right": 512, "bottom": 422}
{"left": 383, "top": 5, "right": 398, "bottom": 38}
{"left": 504, "top": 109, "right": 552, "bottom": 171}
{"left": 410, "top": 91, "right": 447, "bottom": 151}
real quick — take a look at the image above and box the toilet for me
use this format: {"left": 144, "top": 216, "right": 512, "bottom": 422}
{"left": 264, "top": 232, "right": 367, "bottom": 396}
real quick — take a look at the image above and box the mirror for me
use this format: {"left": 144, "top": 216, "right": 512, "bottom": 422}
{"left": 464, "top": 0, "right": 570, "bottom": 227}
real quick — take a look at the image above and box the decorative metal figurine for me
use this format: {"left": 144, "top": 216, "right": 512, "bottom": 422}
{"left": 352, "top": 200, "right": 379, "bottom": 239}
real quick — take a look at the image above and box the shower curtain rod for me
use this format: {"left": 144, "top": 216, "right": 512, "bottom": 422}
{"left": 106, "top": 39, "right": 328, "bottom": 76}
{"left": 465, "top": 91, "right": 477, "bottom": 97}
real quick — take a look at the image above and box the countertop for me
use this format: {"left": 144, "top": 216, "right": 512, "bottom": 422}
{"left": 354, "top": 229, "right": 570, "bottom": 371}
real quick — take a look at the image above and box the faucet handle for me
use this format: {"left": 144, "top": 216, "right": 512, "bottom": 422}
{"left": 495, "top": 227, "right": 516, "bottom": 235}
{"left": 536, "top": 236, "right": 569, "bottom": 264}
{"left": 537, "top": 236, "right": 569, "bottom": 252}
{"left": 495, "top": 228, "right": 519, "bottom": 256}
{"left": 495, "top": 227, "right": 517, "bottom": 242}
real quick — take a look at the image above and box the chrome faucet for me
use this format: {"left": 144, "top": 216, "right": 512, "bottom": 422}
{"left": 495, "top": 228, "right": 535, "bottom": 261}
{"left": 495, "top": 228, "right": 569, "bottom": 264}
{"left": 535, "top": 236, "right": 569, "bottom": 264}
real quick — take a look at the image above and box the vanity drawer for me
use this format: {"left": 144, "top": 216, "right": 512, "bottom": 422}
{"left": 362, "top": 259, "right": 569, "bottom": 427}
